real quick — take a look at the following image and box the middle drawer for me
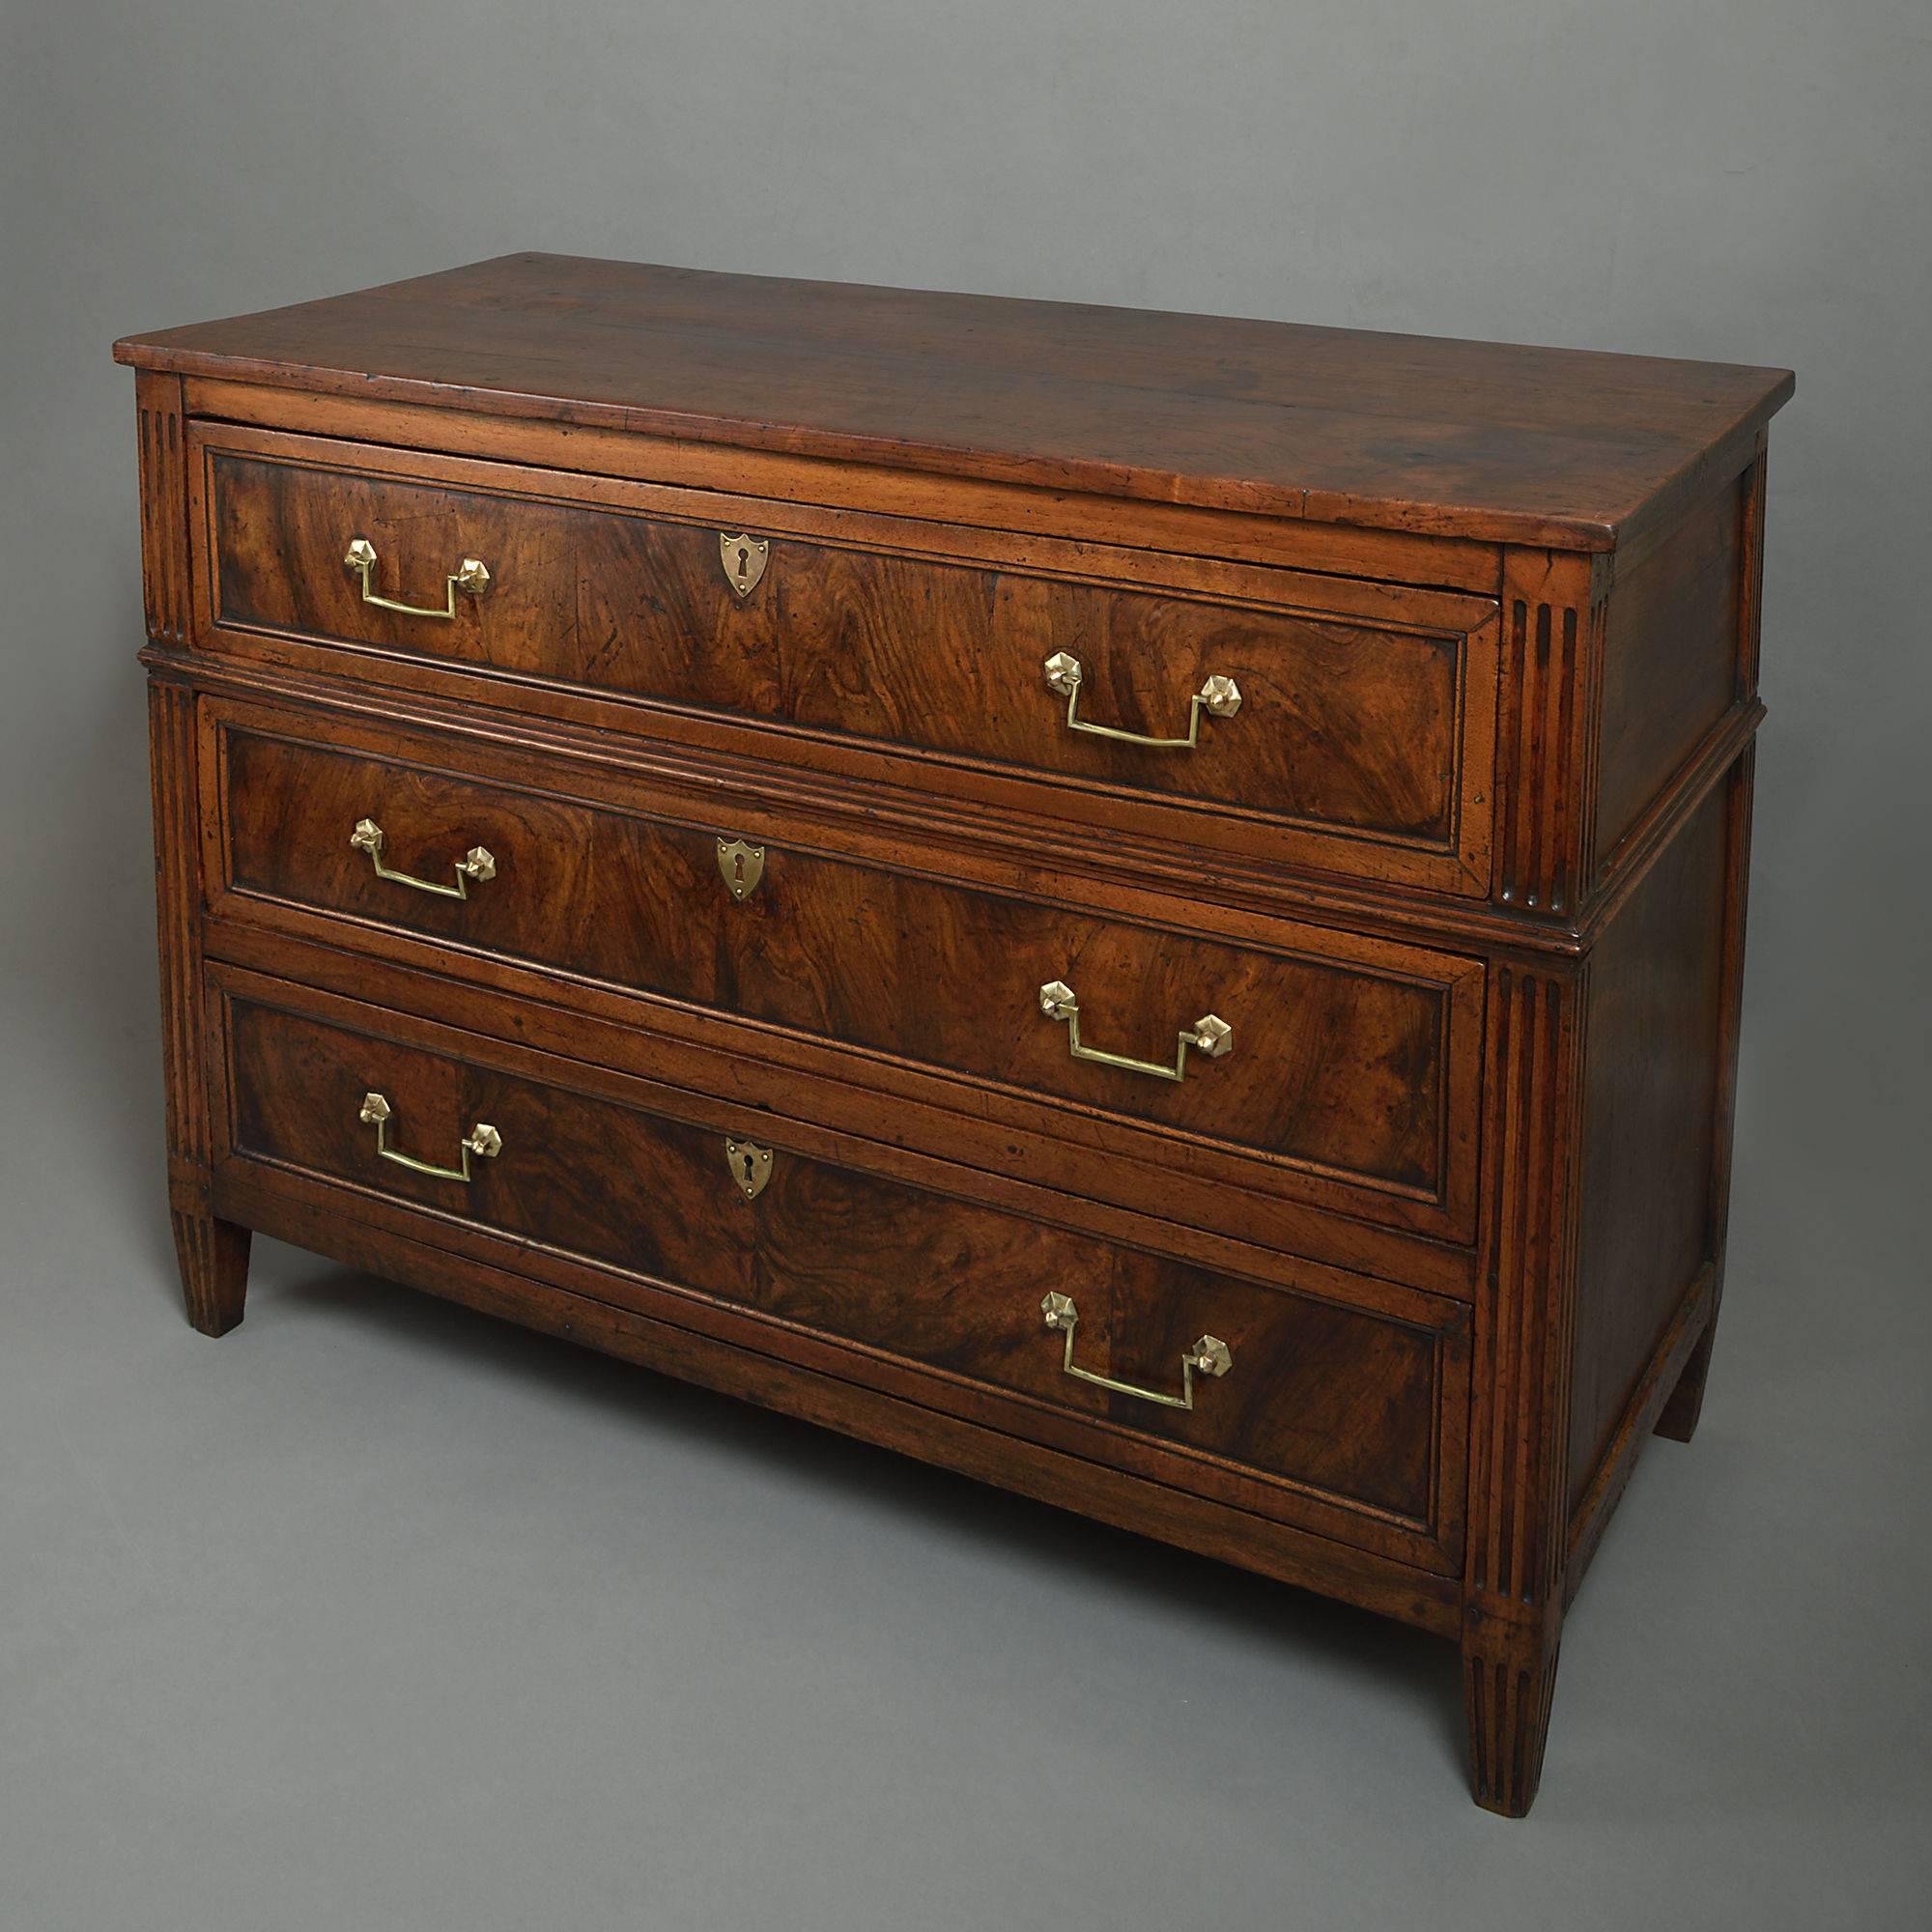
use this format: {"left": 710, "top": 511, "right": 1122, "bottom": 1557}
{"left": 202, "top": 695, "right": 1484, "bottom": 1267}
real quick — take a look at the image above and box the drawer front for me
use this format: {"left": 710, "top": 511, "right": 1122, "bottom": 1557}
{"left": 213, "top": 981, "right": 1467, "bottom": 1563}
{"left": 206, "top": 699, "right": 1485, "bottom": 1245}
{"left": 193, "top": 426, "right": 1500, "bottom": 895}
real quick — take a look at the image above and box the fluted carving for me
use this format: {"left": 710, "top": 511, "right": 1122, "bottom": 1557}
{"left": 151, "top": 677, "right": 251, "bottom": 1331}
{"left": 143, "top": 352, "right": 255, "bottom": 1338}
{"left": 1466, "top": 965, "right": 1584, "bottom": 1605}
{"left": 135, "top": 371, "right": 189, "bottom": 644}
{"left": 1463, "top": 1628, "right": 1562, "bottom": 1817}
{"left": 1461, "top": 960, "right": 1585, "bottom": 1813}
{"left": 170, "top": 1208, "right": 250, "bottom": 1336}
{"left": 1494, "top": 551, "right": 1603, "bottom": 917}
{"left": 149, "top": 682, "right": 206, "bottom": 1162}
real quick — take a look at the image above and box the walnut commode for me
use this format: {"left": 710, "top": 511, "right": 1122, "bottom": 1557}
{"left": 116, "top": 255, "right": 1789, "bottom": 1813}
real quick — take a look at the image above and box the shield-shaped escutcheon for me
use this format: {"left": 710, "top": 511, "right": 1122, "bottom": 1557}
{"left": 716, "top": 837, "right": 766, "bottom": 901}
{"left": 724, "top": 1137, "right": 774, "bottom": 1201}
{"left": 719, "top": 531, "right": 770, "bottom": 598}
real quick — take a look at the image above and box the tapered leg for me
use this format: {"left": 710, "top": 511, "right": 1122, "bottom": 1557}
{"left": 1654, "top": 1309, "right": 1719, "bottom": 1443}
{"left": 1462, "top": 958, "right": 1584, "bottom": 1816}
{"left": 172, "top": 1208, "right": 251, "bottom": 1336}
{"left": 1462, "top": 1619, "right": 1561, "bottom": 1818}
{"left": 151, "top": 661, "right": 244, "bottom": 1337}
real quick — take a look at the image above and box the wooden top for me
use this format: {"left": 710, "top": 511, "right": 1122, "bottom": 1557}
{"left": 115, "top": 252, "right": 1792, "bottom": 552}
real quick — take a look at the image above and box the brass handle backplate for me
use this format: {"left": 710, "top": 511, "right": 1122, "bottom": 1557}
{"left": 1037, "top": 980, "right": 1233, "bottom": 1083}
{"left": 350, "top": 818, "right": 496, "bottom": 899}
{"left": 1040, "top": 1293, "right": 1232, "bottom": 1410}
{"left": 1042, "top": 652, "right": 1240, "bottom": 750}
{"left": 358, "top": 1092, "right": 501, "bottom": 1182}
{"left": 344, "top": 536, "right": 491, "bottom": 618}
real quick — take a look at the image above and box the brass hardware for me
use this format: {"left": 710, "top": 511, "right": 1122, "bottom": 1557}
{"left": 1037, "top": 980, "right": 1233, "bottom": 1083}
{"left": 1040, "top": 651, "right": 1240, "bottom": 750}
{"left": 720, "top": 532, "right": 770, "bottom": 599}
{"left": 358, "top": 1091, "right": 501, "bottom": 1182}
{"left": 344, "top": 536, "right": 490, "bottom": 618}
{"left": 1039, "top": 1293, "right": 1232, "bottom": 1410}
{"left": 350, "top": 818, "right": 496, "bottom": 899}
{"left": 724, "top": 1136, "right": 774, "bottom": 1201}
{"left": 716, "top": 837, "right": 766, "bottom": 902}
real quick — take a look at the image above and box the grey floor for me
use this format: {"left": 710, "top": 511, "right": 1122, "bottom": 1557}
{"left": 3, "top": 997, "right": 1927, "bottom": 1932}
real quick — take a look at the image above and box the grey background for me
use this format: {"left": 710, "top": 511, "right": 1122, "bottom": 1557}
{"left": 5, "top": 2, "right": 1929, "bottom": 1925}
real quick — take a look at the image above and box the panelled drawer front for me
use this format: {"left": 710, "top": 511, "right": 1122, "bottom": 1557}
{"left": 216, "top": 986, "right": 1466, "bottom": 1559}
{"left": 208, "top": 701, "right": 1485, "bottom": 1244}
{"left": 192, "top": 425, "right": 1500, "bottom": 895}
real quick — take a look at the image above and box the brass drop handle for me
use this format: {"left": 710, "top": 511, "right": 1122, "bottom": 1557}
{"left": 344, "top": 536, "right": 491, "bottom": 618}
{"left": 1038, "top": 980, "right": 1233, "bottom": 1083}
{"left": 1040, "top": 1293, "right": 1232, "bottom": 1410}
{"left": 358, "top": 1092, "right": 501, "bottom": 1182}
{"left": 1042, "top": 652, "right": 1240, "bottom": 750}
{"left": 350, "top": 818, "right": 496, "bottom": 899}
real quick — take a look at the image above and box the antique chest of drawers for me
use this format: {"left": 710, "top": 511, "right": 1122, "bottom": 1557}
{"left": 116, "top": 255, "right": 1791, "bottom": 1814}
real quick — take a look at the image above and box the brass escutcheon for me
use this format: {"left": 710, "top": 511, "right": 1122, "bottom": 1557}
{"left": 724, "top": 1136, "right": 774, "bottom": 1201}
{"left": 719, "top": 532, "right": 770, "bottom": 598}
{"left": 716, "top": 837, "right": 766, "bottom": 901}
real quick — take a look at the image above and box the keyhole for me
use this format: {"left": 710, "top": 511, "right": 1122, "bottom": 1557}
{"left": 732, "top": 853, "right": 746, "bottom": 883}
{"left": 736, "top": 545, "right": 750, "bottom": 582}
{"left": 741, "top": 1152, "right": 755, "bottom": 1186}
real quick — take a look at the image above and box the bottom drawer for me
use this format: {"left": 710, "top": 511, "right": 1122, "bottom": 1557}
{"left": 211, "top": 974, "right": 1467, "bottom": 1570}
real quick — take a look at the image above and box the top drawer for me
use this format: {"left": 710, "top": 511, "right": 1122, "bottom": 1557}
{"left": 190, "top": 424, "right": 1501, "bottom": 895}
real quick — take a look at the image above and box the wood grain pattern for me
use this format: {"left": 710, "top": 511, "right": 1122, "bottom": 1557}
{"left": 164, "top": 625, "right": 1738, "bottom": 967}
{"left": 201, "top": 908, "right": 1483, "bottom": 1305}
{"left": 184, "top": 377, "right": 1505, "bottom": 595}
{"left": 201, "top": 437, "right": 1496, "bottom": 888}
{"left": 220, "top": 986, "right": 1464, "bottom": 1550}
{"left": 115, "top": 252, "right": 1794, "bottom": 551}
{"left": 211, "top": 708, "right": 1484, "bottom": 1234}
{"left": 1570, "top": 735, "right": 1760, "bottom": 1580}
{"left": 1595, "top": 471, "right": 1747, "bottom": 862}
{"left": 1568, "top": 1262, "right": 1718, "bottom": 1596}
{"left": 1568, "top": 785, "right": 1728, "bottom": 1507}
{"left": 213, "top": 1163, "right": 1471, "bottom": 1634}
{"left": 123, "top": 258, "right": 1789, "bottom": 1814}
{"left": 1663, "top": 744, "right": 1759, "bottom": 1445}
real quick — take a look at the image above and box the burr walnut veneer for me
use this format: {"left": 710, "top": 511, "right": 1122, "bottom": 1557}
{"left": 116, "top": 255, "right": 1790, "bottom": 1814}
